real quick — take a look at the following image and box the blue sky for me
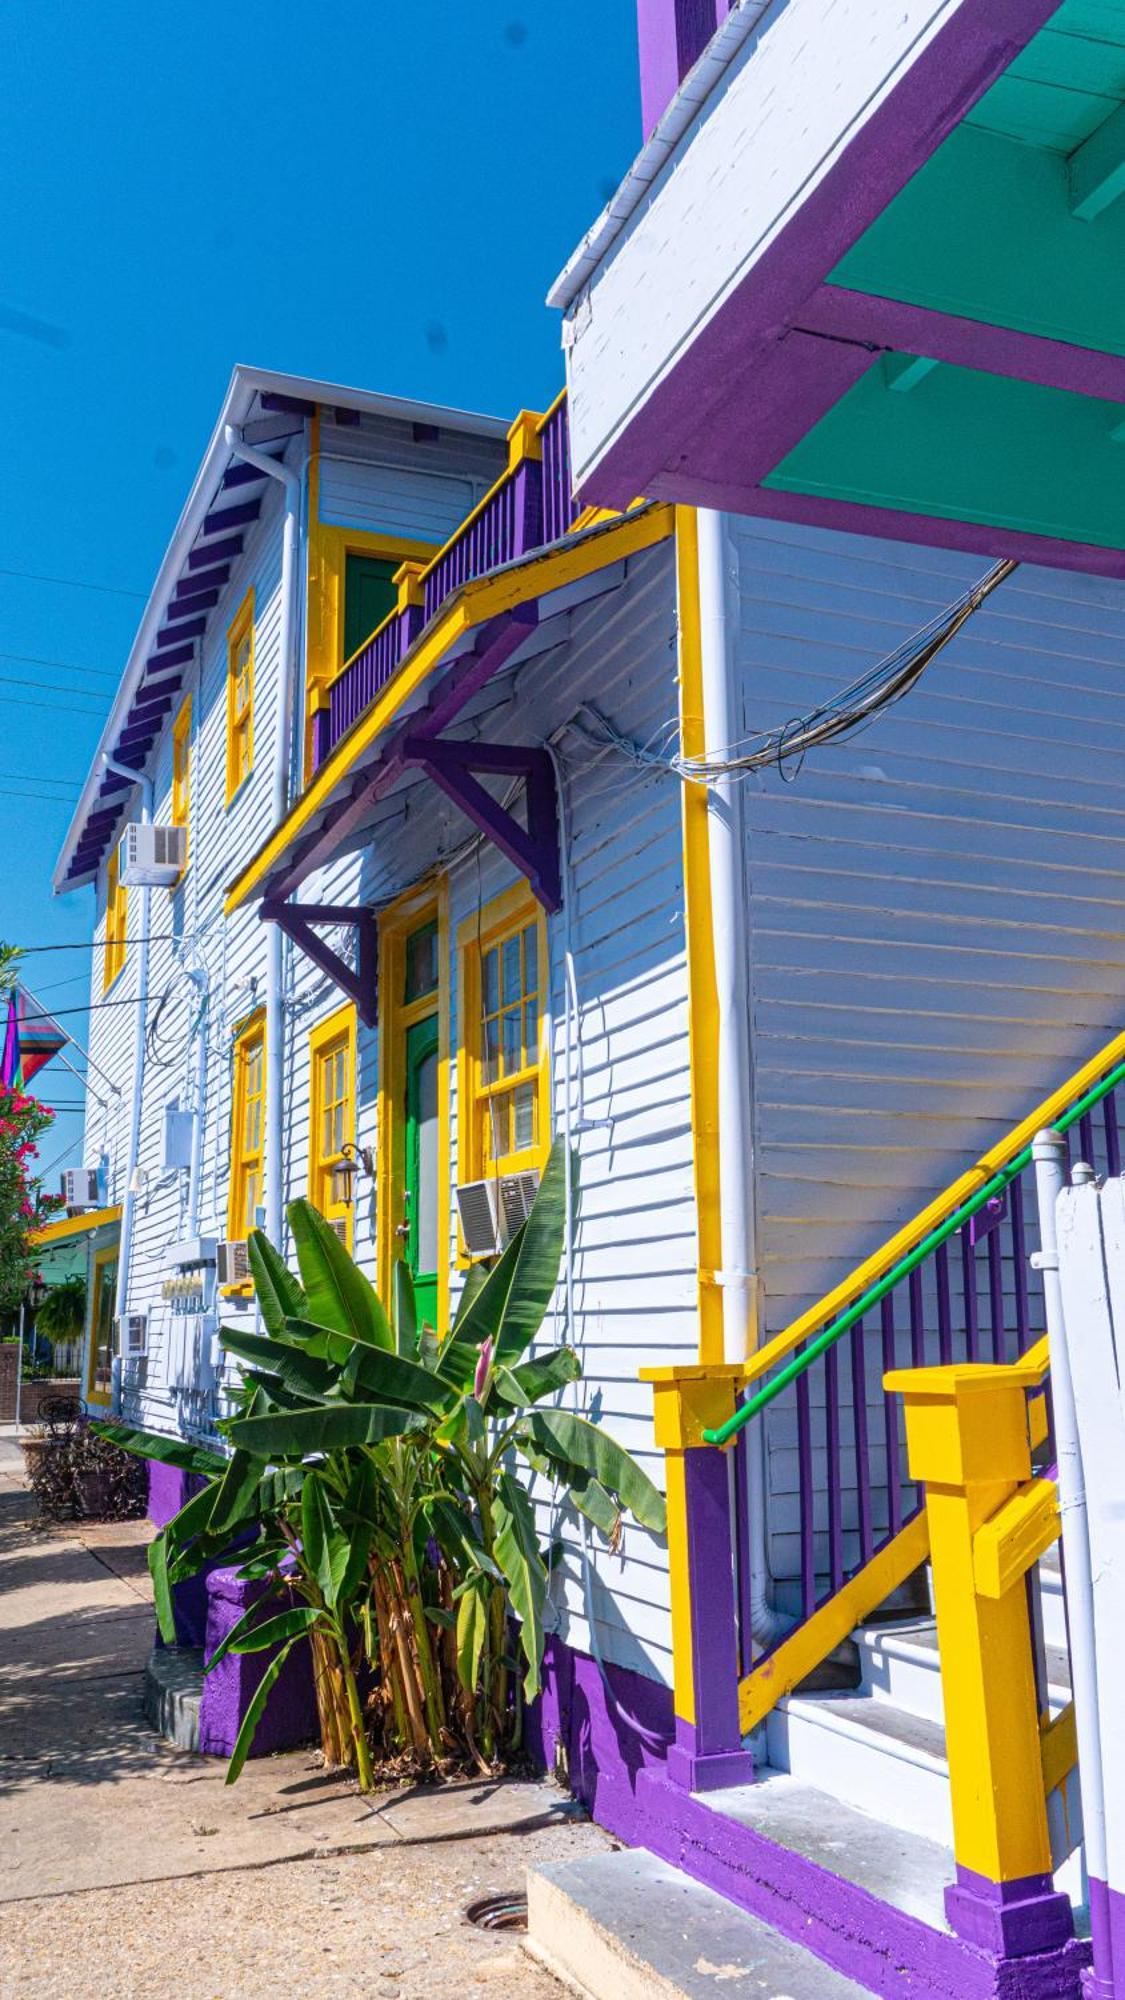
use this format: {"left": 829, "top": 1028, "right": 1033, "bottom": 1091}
{"left": 0, "top": 0, "right": 640, "bottom": 1176}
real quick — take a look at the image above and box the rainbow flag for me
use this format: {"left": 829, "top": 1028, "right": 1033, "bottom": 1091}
{"left": 1, "top": 988, "right": 67, "bottom": 1093}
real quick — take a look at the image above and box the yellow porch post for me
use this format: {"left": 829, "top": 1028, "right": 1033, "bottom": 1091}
{"left": 642, "top": 1362, "right": 753, "bottom": 1792}
{"left": 886, "top": 1363, "right": 1074, "bottom": 1959}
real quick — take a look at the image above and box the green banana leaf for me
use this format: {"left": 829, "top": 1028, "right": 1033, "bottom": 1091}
{"left": 89, "top": 1421, "right": 225, "bottom": 1479}
{"left": 523, "top": 1408, "right": 667, "bottom": 1534}
{"left": 225, "top": 1401, "right": 420, "bottom": 1458}
{"left": 456, "top": 1575, "right": 490, "bottom": 1693}
{"left": 221, "top": 1327, "right": 339, "bottom": 1402}
{"left": 425, "top": 1494, "right": 501, "bottom": 1582}
{"left": 347, "top": 1341, "right": 456, "bottom": 1416}
{"left": 148, "top": 1533, "right": 176, "bottom": 1646}
{"left": 492, "top": 1345, "right": 582, "bottom": 1407}
{"left": 519, "top": 1440, "right": 621, "bottom": 1539}
{"left": 247, "top": 1228, "right": 306, "bottom": 1335}
{"left": 208, "top": 1450, "right": 265, "bottom": 1538}
{"left": 301, "top": 1477, "right": 350, "bottom": 1611}
{"left": 287, "top": 1198, "right": 393, "bottom": 1351}
{"left": 494, "top": 1471, "right": 548, "bottom": 1698}
{"left": 205, "top": 1598, "right": 317, "bottom": 1675}
{"left": 225, "top": 1640, "right": 299, "bottom": 1785}
{"left": 392, "top": 1259, "right": 418, "bottom": 1358}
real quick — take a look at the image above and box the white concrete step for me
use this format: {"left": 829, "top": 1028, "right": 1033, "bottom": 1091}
{"left": 855, "top": 1615, "right": 1071, "bottom": 1724}
{"left": 766, "top": 1688, "right": 953, "bottom": 1847}
{"left": 526, "top": 1847, "right": 873, "bottom": 2000}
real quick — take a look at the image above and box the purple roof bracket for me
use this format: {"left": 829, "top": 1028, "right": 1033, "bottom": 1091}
{"left": 259, "top": 902, "right": 378, "bottom": 1028}
{"left": 401, "top": 735, "right": 562, "bottom": 913}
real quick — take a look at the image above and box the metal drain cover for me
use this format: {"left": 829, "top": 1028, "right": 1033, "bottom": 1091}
{"left": 465, "top": 1891, "right": 528, "bottom": 1932}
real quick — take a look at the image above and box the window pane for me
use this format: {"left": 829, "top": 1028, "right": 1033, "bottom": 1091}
{"left": 523, "top": 999, "right": 538, "bottom": 1068}
{"left": 502, "top": 1006, "right": 521, "bottom": 1076}
{"left": 513, "top": 1081, "right": 536, "bottom": 1153}
{"left": 405, "top": 923, "right": 438, "bottom": 1002}
{"left": 483, "top": 1010, "right": 500, "bottom": 1083}
{"left": 502, "top": 935, "right": 521, "bottom": 1005}
{"left": 482, "top": 945, "right": 499, "bottom": 1016}
{"left": 524, "top": 924, "right": 538, "bottom": 997}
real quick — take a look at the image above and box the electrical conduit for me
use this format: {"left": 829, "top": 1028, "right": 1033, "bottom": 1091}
{"left": 696, "top": 508, "right": 785, "bottom": 1647}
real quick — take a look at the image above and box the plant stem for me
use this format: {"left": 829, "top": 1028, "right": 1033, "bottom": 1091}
{"left": 336, "top": 1626, "right": 375, "bottom": 1793}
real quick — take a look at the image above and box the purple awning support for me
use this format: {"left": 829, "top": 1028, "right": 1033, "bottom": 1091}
{"left": 401, "top": 735, "right": 562, "bottom": 913}
{"left": 259, "top": 902, "right": 378, "bottom": 1028}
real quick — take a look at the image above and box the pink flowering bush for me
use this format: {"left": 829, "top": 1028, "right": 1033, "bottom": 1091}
{"left": 0, "top": 1087, "right": 62, "bottom": 1316}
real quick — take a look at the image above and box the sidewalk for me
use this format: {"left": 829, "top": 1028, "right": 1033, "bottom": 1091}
{"left": 0, "top": 1430, "right": 605, "bottom": 1997}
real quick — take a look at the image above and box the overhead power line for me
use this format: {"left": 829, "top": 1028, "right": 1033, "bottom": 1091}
{"left": 0, "top": 650, "right": 118, "bottom": 683}
{"left": 0, "top": 563, "right": 144, "bottom": 599}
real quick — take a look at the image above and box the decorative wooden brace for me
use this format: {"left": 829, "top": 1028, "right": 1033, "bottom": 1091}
{"left": 401, "top": 735, "right": 562, "bottom": 912}
{"left": 260, "top": 901, "right": 378, "bottom": 1027}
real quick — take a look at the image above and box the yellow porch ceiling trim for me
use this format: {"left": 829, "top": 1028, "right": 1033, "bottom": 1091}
{"left": 30, "top": 1205, "right": 122, "bottom": 1248}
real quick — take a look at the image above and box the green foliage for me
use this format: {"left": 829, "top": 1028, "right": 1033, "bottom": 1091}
{"left": 34, "top": 1276, "right": 87, "bottom": 1347}
{"left": 92, "top": 1139, "right": 665, "bottom": 1787}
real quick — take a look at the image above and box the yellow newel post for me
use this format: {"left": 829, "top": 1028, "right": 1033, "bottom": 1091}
{"left": 640, "top": 1362, "right": 753, "bottom": 1791}
{"left": 393, "top": 559, "right": 426, "bottom": 614}
{"left": 505, "top": 409, "right": 545, "bottom": 470}
{"left": 886, "top": 1363, "right": 1074, "bottom": 1959}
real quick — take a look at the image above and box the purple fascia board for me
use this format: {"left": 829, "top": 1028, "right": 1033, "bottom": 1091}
{"left": 188, "top": 533, "right": 243, "bottom": 570}
{"left": 802, "top": 284, "right": 1125, "bottom": 405}
{"left": 201, "top": 497, "right": 261, "bottom": 538}
{"left": 577, "top": 0, "right": 1061, "bottom": 510}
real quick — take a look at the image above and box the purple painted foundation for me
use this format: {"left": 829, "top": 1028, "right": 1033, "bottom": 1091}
{"left": 946, "top": 1866, "right": 1076, "bottom": 1960}
{"left": 199, "top": 1565, "right": 318, "bottom": 1760}
{"left": 530, "top": 1633, "right": 1089, "bottom": 1999}
{"left": 147, "top": 1460, "right": 209, "bottom": 1649}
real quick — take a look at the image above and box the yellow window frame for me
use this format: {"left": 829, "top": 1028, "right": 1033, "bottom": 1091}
{"left": 457, "top": 880, "right": 550, "bottom": 1202}
{"left": 171, "top": 693, "right": 192, "bottom": 874}
{"left": 376, "top": 879, "right": 451, "bottom": 1329}
{"left": 103, "top": 846, "right": 127, "bottom": 992}
{"left": 85, "top": 1242, "right": 118, "bottom": 1408}
{"left": 304, "top": 427, "right": 435, "bottom": 777}
{"left": 226, "top": 587, "right": 255, "bottom": 804}
{"left": 308, "top": 1001, "right": 357, "bottom": 1250}
{"left": 227, "top": 1009, "right": 266, "bottom": 1282}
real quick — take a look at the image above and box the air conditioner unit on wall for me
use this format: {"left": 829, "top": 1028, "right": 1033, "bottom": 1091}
{"left": 118, "top": 822, "right": 186, "bottom": 888}
{"left": 456, "top": 1169, "right": 541, "bottom": 1258}
{"left": 61, "top": 1167, "right": 102, "bottom": 1211}
{"left": 216, "top": 1240, "right": 251, "bottom": 1287}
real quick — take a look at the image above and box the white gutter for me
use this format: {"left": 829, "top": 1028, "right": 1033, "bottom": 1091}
{"left": 696, "top": 507, "right": 784, "bottom": 1647}
{"left": 548, "top": 0, "right": 777, "bottom": 312}
{"left": 52, "top": 366, "right": 507, "bottom": 896}
{"left": 102, "top": 753, "right": 152, "bottom": 1414}
{"left": 223, "top": 424, "right": 302, "bottom": 1250}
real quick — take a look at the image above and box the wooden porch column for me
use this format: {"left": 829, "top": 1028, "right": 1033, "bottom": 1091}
{"left": 642, "top": 1362, "right": 753, "bottom": 1791}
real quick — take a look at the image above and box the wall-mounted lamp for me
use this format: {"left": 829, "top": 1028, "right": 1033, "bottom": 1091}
{"left": 331, "top": 1142, "right": 376, "bottom": 1210}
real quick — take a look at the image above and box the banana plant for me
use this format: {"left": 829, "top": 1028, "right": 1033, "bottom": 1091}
{"left": 97, "top": 1140, "right": 666, "bottom": 1780}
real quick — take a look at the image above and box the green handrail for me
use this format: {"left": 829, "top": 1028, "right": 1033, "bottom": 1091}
{"left": 702, "top": 1055, "right": 1125, "bottom": 1447}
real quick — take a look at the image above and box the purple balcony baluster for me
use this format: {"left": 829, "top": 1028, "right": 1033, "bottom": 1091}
{"left": 961, "top": 1224, "right": 980, "bottom": 1362}
{"left": 1010, "top": 1175, "right": 1031, "bottom": 1355}
{"left": 796, "top": 1366, "right": 816, "bottom": 1621}
{"left": 881, "top": 1295, "right": 902, "bottom": 1540}
{"left": 988, "top": 1229, "right": 1006, "bottom": 1364}
{"left": 825, "top": 1341, "right": 843, "bottom": 1594}
{"left": 540, "top": 400, "right": 580, "bottom": 544}
{"left": 935, "top": 1242, "right": 953, "bottom": 1365}
{"left": 851, "top": 1319, "right": 874, "bottom": 1566}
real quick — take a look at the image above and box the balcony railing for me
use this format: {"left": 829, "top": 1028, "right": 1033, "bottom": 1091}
{"left": 317, "top": 393, "right": 581, "bottom": 769}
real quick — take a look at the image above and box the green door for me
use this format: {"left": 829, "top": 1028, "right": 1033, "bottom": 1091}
{"left": 343, "top": 554, "right": 398, "bottom": 662}
{"left": 403, "top": 1013, "right": 440, "bottom": 1329}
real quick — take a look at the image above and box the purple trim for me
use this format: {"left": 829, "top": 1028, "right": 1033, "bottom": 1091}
{"left": 804, "top": 284, "right": 1125, "bottom": 405}
{"left": 201, "top": 496, "right": 260, "bottom": 538}
{"left": 261, "top": 901, "right": 378, "bottom": 1027}
{"left": 530, "top": 1635, "right": 1088, "bottom": 1998}
{"left": 189, "top": 533, "right": 243, "bottom": 569}
{"left": 265, "top": 606, "right": 538, "bottom": 905}
{"left": 1085, "top": 1879, "right": 1120, "bottom": 2000}
{"left": 946, "top": 1866, "right": 1074, "bottom": 1960}
{"left": 199, "top": 1564, "right": 318, "bottom": 1759}
{"left": 400, "top": 735, "right": 562, "bottom": 913}
{"left": 636, "top": 0, "right": 732, "bottom": 140}
{"left": 579, "top": 0, "right": 1067, "bottom": 510}
{"left": 666, "top": 1446, "right": 752, "bottom": 1791}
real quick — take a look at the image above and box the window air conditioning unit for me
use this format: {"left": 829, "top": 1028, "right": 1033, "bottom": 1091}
{"left": 115, "top": 1313, "right": 148, "bottom": 1358}
{"left": 61, "top": 1167, "right": 102, "bottom": 1211}
{"left": 456, "top": 1170, "right": 540, "bottom": 1258}
{"left": 216, "top": 1240, "right": 252, "bottom": 1287}
{"left": 118, "top": 822, "right": 187, "bottom": 888}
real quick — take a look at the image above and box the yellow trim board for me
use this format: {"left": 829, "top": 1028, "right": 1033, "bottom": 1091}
{"left": 456, "top": 878, "right": 550, "bottom": 1226}
{"left": 226, "top": 503, "right": 675, "bottom": 916}
{"left": 307, "top": 1000, "right": 358, "bottom": 1252}
{"left": 31, "top": 1205, "right": 122, "bottom": 1248}
{"left": 674, "top": 506, "right": 723, "bottom": 1366}
{"left": 85, "top": 1240, "right": 119, "bottom": 1409}
{"left": 376, "top": 879, "right": 451, "bottom": 1332}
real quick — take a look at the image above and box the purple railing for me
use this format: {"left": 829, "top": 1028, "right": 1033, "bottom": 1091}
{"left": 736, "top": 1064, "right": 1124, "bottom": 1671}
{"left": 540, "top": 397, "right": 581, "bottom": 546}
{"left": 318, "top": 397, "right": 583, "bottom": 769}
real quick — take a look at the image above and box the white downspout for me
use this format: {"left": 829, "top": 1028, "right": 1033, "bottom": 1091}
{"left": 696, "top": 508, "right": 785, "bottom": 1647}
{"left": 222, "top": 425, "right": 301, "bottom": 1249}
{"left": 102, "top": 753, "right": 153, "bottom": 1413}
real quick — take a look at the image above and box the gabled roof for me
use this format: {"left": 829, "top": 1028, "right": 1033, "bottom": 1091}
{"left": 53, "top": 367, "right": 508, "bottom": 895}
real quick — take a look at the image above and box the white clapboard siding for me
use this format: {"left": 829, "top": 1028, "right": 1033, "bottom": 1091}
{"left": 317, "top": 413, "right": 504, "bottom": 543}
{"left": 730, "top": 514, "right": 1125, "bottom": 1584}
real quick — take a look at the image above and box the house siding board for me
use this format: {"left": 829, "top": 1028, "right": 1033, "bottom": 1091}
{"left": 316, "top": 414, "right": 504, "bottom": 543}
{"left": 729, "top": 513, "right": 1125, "bottom": 1585}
